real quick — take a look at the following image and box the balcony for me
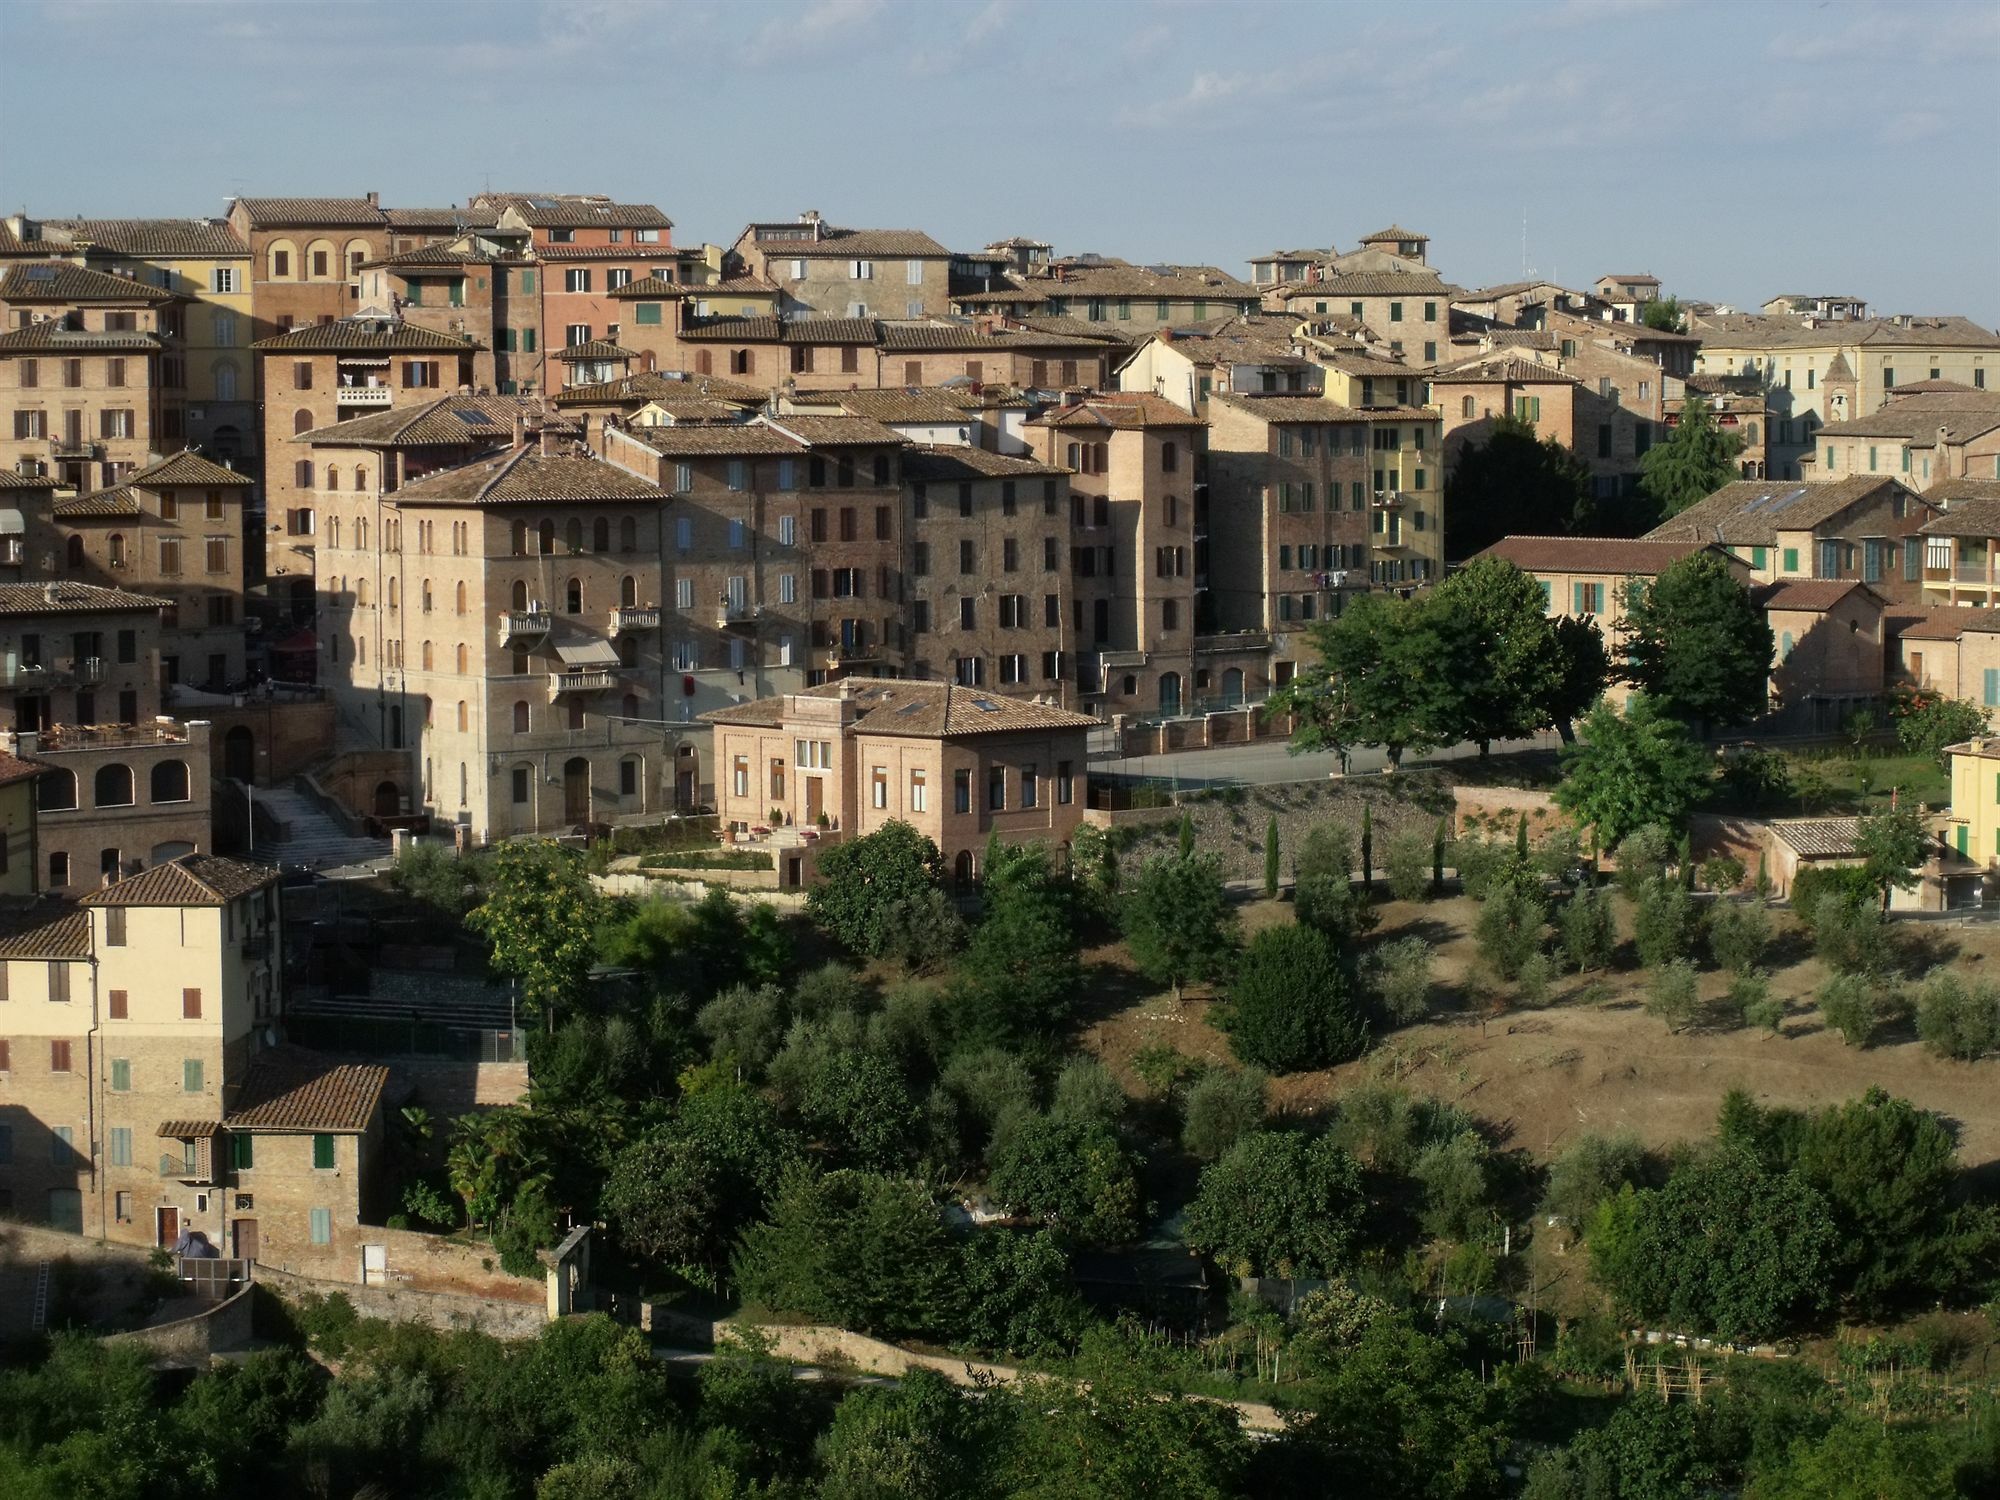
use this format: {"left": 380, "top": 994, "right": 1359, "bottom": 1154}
{"left": 549, "top": 668, "right": 618, "bottom": 699}
{"left": 497, "top": 608, "right": 551, "bottom": 646}
{"left": 713, "top": 600, "right": 756, "bottom": 630}
{"left": 611, "top": 605, "right": 661, "bottom": 634}
{"left": 158, "top": 1150, "right": 215, "bottom": 1184}
{"left": 1957, "top": 565, "right": 1993, "bottom": 583}
{"left": 823, "top": 645, "right": 880, "bottom": 667}
{"left": 0, "top": 657, "right": 102, "bottom": 688}
{"left": 1371, "top": 489, "right": 1407, "bottom": 509}
{"left": 336, "top": 386, "right": 394, "bottom": 407}
{"left": 1195, "top": 631, "right": 1271, "bottom": 655}
{"left": 48, "top": 437, "right": 104, "bottom": 461}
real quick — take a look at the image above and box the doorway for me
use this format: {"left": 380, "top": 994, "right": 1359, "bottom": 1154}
{"left": 804, "top": 775, "right": 823, "bottom": 825}
{"left": 373, "top": 780, "right": 400, "bottom": 817}
{"left": 362, "top": 1243, "right": 387, "bottom": 1285}
{"left": 47, "top": 1189, "right": 82, "bottom": 1235}
{"left": 231, "top": 1218, "right": 259, "bottom": 1262}
{"left": 156, "top": 1206, "right": 181, "bottom": 1248}
{"left": 223, "top": 725, "right": 255, "bottom": 782}
{"left": 562, "top": 757, "right": 591, "bottom": 824}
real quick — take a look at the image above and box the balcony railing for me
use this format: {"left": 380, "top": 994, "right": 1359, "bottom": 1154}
{"left": 497, "top": 608, "right": 551, "bottom": 645}
{"left": 48, "top": 438, "right": 104, "bottom": 461}
{"left": 336, "top": 386, "right": 394, "bottom": 407}
{"left": 713, "top": 600, "right": 755, "bottom": 629}
{"left": 611, "top": 605, "right": 661, "bottom": 634}
{"left": 1956, "top": 565, "right": 1992, "bottom": 583}
{"left": 158, "top": 1151, "right": 214, "bottom": 1184}
{"left": 1194, "top": 631, "right": 1271, "bottom": 655}
{"left": 823, "top": 644, "right": 879, "bottom": 666}
{"left": 549, "top": 669, "right": 618, "bottom": 698}
{"left": 0, "top": 657, "right": 103, "bottom": 688}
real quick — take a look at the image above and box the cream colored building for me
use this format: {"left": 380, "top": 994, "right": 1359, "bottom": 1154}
{"left": 1812, "top": 387, "right": 2000, "bottom": 491}
{"left": 704, "top": 679, "right": 1093, "bottom": 887}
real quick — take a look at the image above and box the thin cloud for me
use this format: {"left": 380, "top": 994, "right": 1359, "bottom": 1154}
{"left": 750, "top": 0, "right": 885, "bottom": 65}
{"left": 1115, "top": 70, "right": 1258, "bottom": 130}
{"left": 909, "top": 0, "right": 1012, "bottom": 75}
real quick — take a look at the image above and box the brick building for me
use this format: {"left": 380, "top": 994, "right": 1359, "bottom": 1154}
{"left": 728, "top": 213, "right": 955, "bottom": 318}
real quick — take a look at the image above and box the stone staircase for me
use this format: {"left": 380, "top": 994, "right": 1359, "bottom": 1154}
{"left": 252, "top": 782, "right": 391, "bottom": 871}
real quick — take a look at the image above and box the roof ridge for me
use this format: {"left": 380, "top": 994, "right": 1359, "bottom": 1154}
{"left": 476, "top": 443, "right": 535, "bottom": 504}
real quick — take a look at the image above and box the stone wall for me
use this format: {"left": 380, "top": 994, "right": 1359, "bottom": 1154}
{"left": 257, "top": 1263, "right": 548, "bottom": 1340}
{"left": 204, "top": 698, "right": 336, "bottom": 786}
{"left": 103, "top": 1283, "right": 253, "bottom": 1364}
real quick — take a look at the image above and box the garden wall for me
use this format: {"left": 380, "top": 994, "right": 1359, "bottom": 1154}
{"left": 257, "top": 1264, "right": 548, "bottom": 1341}
{"left": 102, "top": 1284, "right": 254, "bottom": 1364}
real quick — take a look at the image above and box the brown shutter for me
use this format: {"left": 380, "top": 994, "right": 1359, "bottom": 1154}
{"left": 108, "top": 988, "right": 128, "bottom": 1018}
{"left": 182, "top": 987, "right": 201, "bottom": 1019}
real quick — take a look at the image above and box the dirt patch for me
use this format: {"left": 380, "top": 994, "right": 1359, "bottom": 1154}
{"left": 1075, "top": 893, "right": 2000, "bottom": 1172}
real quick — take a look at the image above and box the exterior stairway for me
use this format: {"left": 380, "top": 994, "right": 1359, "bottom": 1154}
{"left": 252, "top": 782, "right": 392, "bottom": 871}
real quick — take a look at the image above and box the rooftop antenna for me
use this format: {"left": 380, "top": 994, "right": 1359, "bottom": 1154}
{"left": 1521, "top": 209, "right": 1528, "bottom": 280}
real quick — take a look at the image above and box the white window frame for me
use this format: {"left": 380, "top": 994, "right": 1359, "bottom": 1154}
{"left": 778, "top": 514, "right": 796, "bottom": 545}
{"left": 564, "top": 268, "right": 591, "bottom": 293}
{"left": 850, "top": 259, "right": 873, "bottom": 281}
{"left": 906, "top": 259, "right": 924, "bottom": 286}
{"left": 779, "top": 573, "right": 797, "bottom": 604}
{"left": 675, "top": 578, "right": 695, "bottom": 609}
{"left": 211, "top": 267, "right": 238, "bottom": 294}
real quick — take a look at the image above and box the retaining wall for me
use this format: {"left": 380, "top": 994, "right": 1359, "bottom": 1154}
{"left": 103, "top": 1284, "right": 254, "bottom": 1364}
{"left": 258, "top": 1263, "right": 548, "bottom": 1340}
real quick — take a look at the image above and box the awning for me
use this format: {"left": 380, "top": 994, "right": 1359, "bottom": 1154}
{"left": 554, "top": 638, "right": 620, "bottom": 667}
{"left": 0, "top": 509, "right": 24, "bottom": 536}
{"left": 157, "top": 1119, "right": 221, "bottom": 1138}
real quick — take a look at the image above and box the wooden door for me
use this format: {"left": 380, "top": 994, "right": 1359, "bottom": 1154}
{"left": 563, "top": 757, "right": 591, "bottom": 824}
{"left": 362, "top": 1243, "right": 387, "bottom": 1285}
{"left": 805, "top": 775, "right": 823, "bottom": 825}
{"left": 231, "top": 1218, "right": 258, "bottom": 1262}
{"left": 156, "top": 1206, "right": 180, "bottom": 1247}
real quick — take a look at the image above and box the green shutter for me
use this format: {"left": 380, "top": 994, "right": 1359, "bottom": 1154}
{"left": 110, "top": 1057, "right": 129, "bottom": 1091}
{"left": 109, "top": 1127, "right": 130, "bottom": 1167}
{"left": 231, "top": 1133, "right": 254, "bottom": 1170}
{"left": 1782, "top": 547, "right": 1798, "bottom": 573}
{"left": 182, "top": 1058, "right": 203, "bottom": 1093}
{"left": 1986, "top": 669, "right": 1999, "bottom": 708}
{"left": 520, "top": 270, "right": 535, "bottom": 293}
{"left": 634, "top": 302, "right": 662, "bottom": 326}
{"left": 1957, "top": 825, "right": 1969, "bottom": 856}
{"left": 313, "top": 1133, "right": 336, "bottom": 1169}
{"left": 310, "top": 1207, "right": 332, "bottom": 1245}
{"left": 404, "top": 282, "right": 421, "bottom": 307}
{"left": 523, "top": 328, "right": 536, "bottom": 352}
{"left": 1539, "top": 580, "right": 1552, "bottom": 608}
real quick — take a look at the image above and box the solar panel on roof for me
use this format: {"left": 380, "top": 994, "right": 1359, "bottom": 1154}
{"left": 452, "top": 409, "right": 487, "bottom": 426}
{"left": 22, "top": 266, "right": 57, "bottom": 280}
{"left": 971, "top": 697, "right": 1002, "bottom": 713}
{"left": 895, "top": 701, "right": 924, "bottom": 716}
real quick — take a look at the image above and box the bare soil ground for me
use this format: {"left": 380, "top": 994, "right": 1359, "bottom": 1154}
{"left": 1077, "top": 893, "right": 2000, "bottom": 1173}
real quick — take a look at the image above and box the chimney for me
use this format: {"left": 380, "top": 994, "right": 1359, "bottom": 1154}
{"left": 366, "top": 191, "right": 380, "bottom": 209}
{"left": 512, "top": 410, "right": 526, "bottom": 450}
{"left": 539, "top": 422, "right": 555, "bottom": 458}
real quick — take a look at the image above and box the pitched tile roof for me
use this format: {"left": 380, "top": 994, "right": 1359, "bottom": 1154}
{"left": 1644, "top": 475, "right": 1924, "bottom": 546}
{"left": 1475, "top": 535, "right": 1724, "bottom": 575}
{"left": 225, "top": 1047, "right": 389, "bottom": 1133}
{"left": 902, "top": 446, "right": 1066, "bottom": 481}
{"left": 762, "top": 226, "right": 951, "bottom": 259}
{"left": 1599, "top": 272, "right": 1661, "bottom": 285}
{"left": 1883, "top": 605, "right": 2000, "bottom": 641}
{"left": 1694, "top": 314, "right": 2000, "bottom": 351}
{"left": 379, "top": 205, "right": 500, "bottom": 229}
{"left": 679, "top": 314, "right": 876, "bottom": 344}
{"left": 1928, "top": 478, "right": 2000, "bottom": 505}
{"left": 0, "top": 324, "right": 159, "bottom": 352}
{"left": 128, "top": 451, "right": 255, "bottom": 488}
{"left": 1430, "top": 354, "right": 1582, "bottom": 386}
{"left": 1920, "top": 496, "right": 2000, "bottom": 538}
{"left": 627, "top": 394, "right": 755, "bottom": 423}
{"left": 0, "top": 582, "right": 168, "bottom": 616}
{"left": 1818, "top": 390, "right": 2000, "bottom": 443}
{"left": 1027, "top": 261, "right": 1259, "bottom": 301}
{"left": 1013, "top": 315, "right": 1144, "bottom": 345}
{"left": 1755, "top": 579, "right": 1883, "bottom": 613}
{"left": 551, "top": 370, "right": 764, "bottom": 409}
{"left": 878, "top": 322, "right": 1105, "bottom": 352}
{"left": 552, "top": 339, "right": 635, "bottom": 361}
{"left": 0, "top": 751, "right": 47, "bottom": 788}
{"left": 53, "top": 488, "right": 143, "bottom": 518}
{"left": 81, "top": 853, "right": 279, "bottom": 906}
{"left": 157, "top": 1120, "right": 222, "bottom": 1139}
{"left": 609, "top": 274, "right": 778, "bottom": 299}
{"left": 388, "top": 447, "right": 666, "bottom": 506}
{"left": 298, "top": 395, "right": 551, "bottom": 448}
{"left": 0, "top": 902, "right": 88, "bottom": 959}
{"left": 762, "top": 414, "right": 905, "bottom": 447}
{"left": 1888, "top": 379, "right": 1982, "bottom": 396}
{"left": 51, "top": 219, "right": 248, "bottom": 257}
{"left": 617, "top": 423, "right": 801, "bottom": 457}
{"left": 0, "top": 472, "right": 56, "bottom": 490}
{"left": 0, "top": 262, "right": 175, "bottom": 303}
{"left": 1031, "top": 393, "right": 1205, "bottom": 429}
{"left": 1360, "top": 225, "right": 1427, "bottom": 243}
{"left": 807, "top": 388, "right": 980, "bottom": 424}
{"left": 232, "top": 197, "right": 387, "bottom": 227}
{"left": 1206, "top": 392, "right": 1374, "bottom": 424}
{"left": 1768, "top": 818, "right": 1863, "bottom": 858}
{"left": 489, "top": 196, "right": 672, "bottom": 229}
{"left": 362, "top": 243, "right": 513, "bottom": 270}
{"left": 252, "top": 318, "right": 484, "bottom": 353}
{"left": 704, "top": 679, "right": 1097, "bottom": 738}
{"left": 1272, "top": 270, "right": 1449, "bottom": 298}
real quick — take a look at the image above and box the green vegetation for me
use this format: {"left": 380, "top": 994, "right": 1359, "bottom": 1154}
{"left": 1638, "top": 391, "right": 1743, "bottom": 520}
{"left": 1617, "top": 549, "right": 1773, "bottom": 731}
{"left": 637, "top": 848, "right": 774, "bottom": 872}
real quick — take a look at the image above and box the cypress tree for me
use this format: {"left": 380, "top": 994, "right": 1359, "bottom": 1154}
{"left": 1433, "top": 817, "right": 1448, "bottom": 895}
{"left": 1178, "top": 808, "right": 1195, "bottom": 860}
{"left": 1359, "top": 803, "right": 1374, "bottom": 892}
{"left": 1263, "top": 816, "right": 1281, "bottom": 899}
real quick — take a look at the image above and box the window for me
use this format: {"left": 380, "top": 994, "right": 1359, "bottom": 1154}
{"left": 105, "top": 907, "right": 126, "bottom": 946}
{"left": 988, "top": 766, "right": 1006, "bottom": 811}
{"left": 183, "top": 987, "right": 202, "bottom": 1019}
{"left": 109, "top": 1126, "right": 131, "bottom": 1167}
{"left": 954, "top": 769, "right": 971, "bottom": 813}
{"left": 910, "top": 768, "right": 928, "bottom": 812}
{"left": 230, "top": 1133, "right": 254, "bottom": 1171}
{"left": 310, "top": 1207, "right": 332, "bottom": 1245}
{"left": 94, "top": 764, "right": 134, "bottom": 807}
{"left": 183, "top": 1057, "right": 203, "bottom": 1092}
{"left": 565, "top": 268, "right": 592, "bottom": 293}
{"left": 871, "top": 766, "right": 888, "bottom": 809}
{"left": 111, "top": 1057, "right": 130, "bottom": 1091}
{"left": 107, "top": 987, "right": 126, "bottom": 1018}
{"left": 313, "top": 1133, "right": 337, "bottom": 1170}
{"left": 50, "top": 1039, "right": 71, "bottom": 1072}
{"left": 1057, "top": 761, "right": 1074, "bottom": 805}
{"left": 1021, "top": 766, "right": 1038, "bottom": 808}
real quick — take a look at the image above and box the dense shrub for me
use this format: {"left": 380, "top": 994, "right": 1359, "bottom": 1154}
{"left": 1183, "top": 1131, "right": 1365, "bottom": 1277}
{"left": 1705, "top": 899, "right": 1770, "bottom": 974}
{"left": 1180, "top": 1067, "right": 1268, "bottom": 1161}
{"left": 1558, "top": 885, "right": 1617, "bottom": 973}
{"left": 1365, "top": 936, "right": 1435, "bottom": 1025}
{"left": 1633, "top": 878, "right": 1698, "bottom": 969}
{"left": 1225, "top": 924, "right": 1369, "bottom": 1072}
{"left": 1474, "top": 883, "right": 1547, "bottom": 981}
{"left": 1914, "top": 967, "right": 2000, "bottom": 1060}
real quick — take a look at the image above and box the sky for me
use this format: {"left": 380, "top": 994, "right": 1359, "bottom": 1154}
{"left": 3, "top": 0, "right": 1997, "bottom": 323}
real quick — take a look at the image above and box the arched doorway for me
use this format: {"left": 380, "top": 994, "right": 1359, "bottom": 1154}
{"left": 373, "top": 780, "right": 401, "bottom": 817}
{"left": 1158, "top": 671, "right": 1183, "bottom": 718}
{"left": 210, "top": 425, "right": 242, "bottom": 459}
{"left": 563, "top": 757, "right": 591, "bottom": 825}
{"left": 954, "top": 849, "right": 975, "bottom": 889}
{"left": 223, "top": 725, "right": 255, "bottom": 783}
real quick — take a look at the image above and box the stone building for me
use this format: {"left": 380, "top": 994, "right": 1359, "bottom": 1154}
{"left": 1261, "top": 269, "right": 1452, "bottom": 363}
{"left": 704, "top": 679, "right": 1093, "bottom": 886}
{"left": 0, "top": 261, "right": 179, "bottom": 493}
{"left": 1812, "top": 387, "right": 2000, "bottom": 491}
{"left": 728, "top": 214, "right": 955, "bottom": 318}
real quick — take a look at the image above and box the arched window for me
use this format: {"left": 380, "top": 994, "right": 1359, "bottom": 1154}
{"left": 326, "top": 466, "right": 340, "bottom": 492}
{"left": 268, "top": 239, "right": 297, "bottom": 280}
{"left": 93, "top": 764, "right": 134, "bottom": 808}
{"left": 455, "top": 643, "right": 467, "bottom": 673}
{"left": 294, "top": 459, "right": 314, "bottom": 489}
{"left": 538, "top": 520, "right": 555, "bottom": 555}
{"left": 107, "top": 533, "right": 126, "bottom": 567}
{"left": 421, "top": 579, "right": 433, "bottom": 612}
{"left": 513, "top": 700, "right": 530, "bottom": 732}
{"left": 327, "top": 517, "right": 340, "bottom": 549}
{"left": 1460, "top": 395, "right": 1475, "bottom": 418}
{"left": 65, "top": 535, "right": 84, "bottom": 570}
{"left": 357, "top": 516, "right": 369, "bottom": 551}
{"left": 593, "top": 517, "right": 610, "bottom": 552}
{"left": 620, "top": 574, "right": 637, "bottom": 607}
{"left": 355, "top": 467, "right": 369, "bottom": 490}
{"left": 566, "top": 518, "right": 583, "bottom": 554}
{"left": 565, "top": 577, "right": 583, "bottom": 613}
{"left": 36, "top": 769, "right": 77, "bottom": 811}
{"left": 511, "top": 578, "right": 528, "bottom": 610}
{"left": 619, "top": 516, "right": 636, "bottom": 553}
{"left": 214, "top": 362, "right": 238, "bottom": 401}
{"left": 357, "top": 578, "right": 371, "bottom": 606}
{"left": 621, "top": 693, "right": 639, "bottom": 722}
{"left": 149, "top": 760, "right": 190, "bottom": 803}
{"left": 293, "top": 408, "right": 314, "bottom": 435}
{"left": 954, "top": 849, "right": 975, "bottom": 889}
{"left": 511, "top": 519, "right": 528, "bottom": 556}
{"left": 387, "top": 577, "right": 399, "bottom": 613}
{"left": 456, "top": 700, "right": 468, "bottom": 732}
{"left": 421, "top": 640, "right": 433, "bottom": 669}
{"left": 455, "top": 581, "right": 466, "bottom": 615}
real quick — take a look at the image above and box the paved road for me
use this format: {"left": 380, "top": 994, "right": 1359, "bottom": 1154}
{"left": 1095, "top": 731, "right": 1561, "bottom": 786}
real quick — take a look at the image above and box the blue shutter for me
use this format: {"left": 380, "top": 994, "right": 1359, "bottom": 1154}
{"left": 1985, "top": 669, "right": 1999, "bottom": 708}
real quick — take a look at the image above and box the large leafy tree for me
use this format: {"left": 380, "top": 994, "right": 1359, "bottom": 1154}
{"left": 1854, "top": 805, "right": 1927, "bottom": 911}
{"left": 1427, "top": 557, "right": 1607, "bottom": 752}
{"left": 957, "top": 841, "right": 1081, "bottom": 1041}
{"left": 467, "top": 840, "right": 607, "bottom": 1024}
{"left": 806, "top": 819, "right": 947, "bottom": 959}
{"left": 1641, "top": 294, "right": 1686, "bottom": 333}
{"left": 1618, "top": 550, "right": 1773, "bottom": 731}
{"left": 1271, "top": 591, "right": 1448, "bottom": 764}
{"left": 1546, "top": 615, "right": 1612, "bottom": 742}
{"left": 1122, "top": 849, "right": 1238, "bottom": 1001}
{"left": 1890, "top": 686, "right": 1990, "bottom": 766}
{"left": 1639, "top": 393, "right": 1744, "bottom": 520}
{"left": 1553, "top": 695, "right": 1712, "bottom": 848}
{"left": 985, "top": 1113, "right": 1145, "bottom": 1247}
{"left": 1589, "top": 1149, "right": 1837, "bottom": 1341}
{"left": 1183, "top": 1130, "right": 1365, "bottom": 1278}
{"left": 1442, "top": 413, "right": 1594, "bottom": 560}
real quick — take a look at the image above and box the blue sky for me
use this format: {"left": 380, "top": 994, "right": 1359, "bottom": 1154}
{"left": 4, "top": 0, "right": 1996, "bottom": 322}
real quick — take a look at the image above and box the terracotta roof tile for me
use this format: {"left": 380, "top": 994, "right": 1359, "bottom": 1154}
{"left": 1884, "top": 605, "right": 2000, "bottom": 641}
{"left": 1819, "top": 390, "right": 2000, "bottom": 443}
{"left": 1768, "top": 818, "right": 1863, "bottom": 858}
{"left": 878, "top": 322, "right": 1105, "bottom": 352}
{"left": 617, "top": 424, "right": 799, "bottom": 457}
{"left": 0, "top": 582, "right": 167, "bottom": 616}
{"left": 0, "top": 751, "right": 48, "bottom": 788}
{"left": 81, "top": 853, "right": 279, "bottom": 906}
{"left": 552, "top": 339, "right": 635, "bottom": 362}
{"left": 1360, "top": 225, "right": 1427, "bottom": 243}
{"left": 1921, "top": 497, "right": 2000, "bottom": 538}
{"left": 379, "top": 206, "right": 501, "bottom": 228}
{"left": 0, "top": 472, "right": 56, "bottom": 490}
{"left": 299, "top": 395, "right": 550, "bottom": 448}
{"left": 902, "top": 446, "right": 1067, "bottom": 481}
{"left": 388, "top": 447, "right": 666, "bottom": 506}
{"left": 1928, "top": 479, "right": 2000, "bottom": 505}
{"left": 1271, "top": 270, "right": 1449, "bottom": 298}
{"left": 53, "top": 488, "right": 143, "bottom": 518}
{"left": 252, "top": 318, "right": 483, "bottom": 353}
{"left": 704, "top": 680, "right": 1096, "bottom": 738}
{"left": 762, "top": 414, "right": 905, "bottom": 447}
{"left": 0, "top": 262, "right": 176, "bottom": 303}
{"left": 752, "top": 225, "right": 950, "bottom": 259}
{"left": 157, "top": 1120, "right": 222, "bottom": 1139}
{"left": 0, "top": 902, "right": 85, "bottom": 959}
{"left": 1475, "top": 535, "right": 1727, "bottom": 575}
{"left": 552, "top": 371, "right": 764, "bottom": 409}
{"left": 1755, "top": 578, "right": 1884, "bottom": 613}
{"left": 128, "top": 451, "right": 254, "bottom": 488}
{"left": 226, "top": 1046, "right": 389, "bottom": 1133}
{"left": 1694, "top": 314, "right": 2000, "bottom": 351}
{"left": 487, "top": 196, "right": 671, "bottom": 229}
{"left": 49, "top": 219, "right": 248, "bottom": 257}
{"left": 1031, "top": 393, "right": 1204, "bottom": 429}
{"left": 1644, "top": 475, "right": 1927, "bottom": 547}
{"left": 233, "top": 197, "right": 385, "bottom": 227}
{"left": 0, "top": 324, "right": 159, "bottom": 352}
